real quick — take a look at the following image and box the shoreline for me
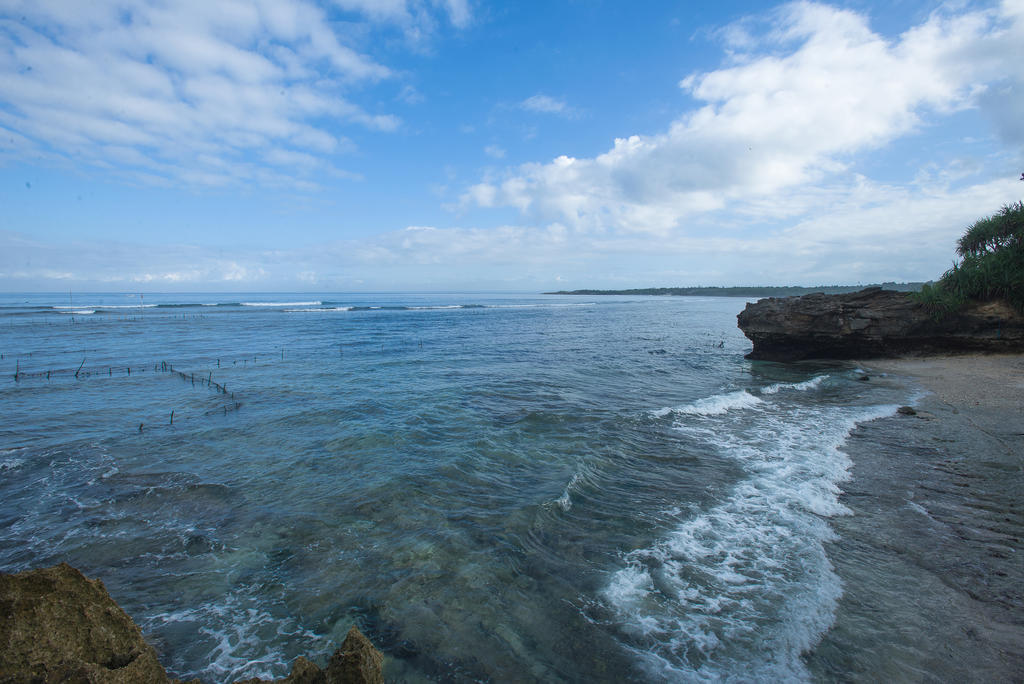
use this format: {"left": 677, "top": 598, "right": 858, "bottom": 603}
{"left": 807, "top": 353, "right": 1024, "bottom": 680}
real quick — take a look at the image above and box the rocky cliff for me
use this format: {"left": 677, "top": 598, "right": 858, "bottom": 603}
{"left": 0, "top": 563, "right": 383, "bottom": 684}
{"left": 736, "top": 287, "right": 1024, "bottom": 361}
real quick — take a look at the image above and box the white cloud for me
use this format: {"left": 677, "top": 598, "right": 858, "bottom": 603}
{"left": 331, "top": 0, "right": 472, "bottom": 37}
{"left": 469, "top": 2, "right": 1024, "bottom": 235}
{"left": 484, "top": 144, "right": 506, "bottom": 159}
{"left": 520, "top": 94, "right": 573, "bottom": 116}
{"left": 6, "top": 172, "right": 1019, "bottom": 291}
{"left": 398, "top": 84, "right": 426, "bottom": 104}
{"left": 0, "top": 0, "right": 408, "bottom": 188}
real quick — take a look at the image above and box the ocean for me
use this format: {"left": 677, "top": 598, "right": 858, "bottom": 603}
{"left": 0, "top": 292, "right": 914, "bottom": 682}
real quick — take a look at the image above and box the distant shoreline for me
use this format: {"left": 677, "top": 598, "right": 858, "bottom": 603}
{"left": 545, "top": 283, "right": 925, "bottom": 297}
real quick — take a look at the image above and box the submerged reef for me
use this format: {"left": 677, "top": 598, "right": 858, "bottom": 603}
{"left": 736, "top": 287, "right": 1024, "bottom": 361}
{"left": 0, "top": 563, "right": 383, "bottom": 684}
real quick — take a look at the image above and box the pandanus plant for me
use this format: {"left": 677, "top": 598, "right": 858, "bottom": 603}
{"left": 916, "top": 201, "right": 1024, "bottom": 317}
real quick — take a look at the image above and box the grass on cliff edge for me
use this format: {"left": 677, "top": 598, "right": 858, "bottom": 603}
{"left": 915, "top": 201, "right": 1024, "bottom": 318}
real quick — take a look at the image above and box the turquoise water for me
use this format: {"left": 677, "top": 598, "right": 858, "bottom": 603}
{"left": 0, "top": 293, "right": 911, "bottom": 681}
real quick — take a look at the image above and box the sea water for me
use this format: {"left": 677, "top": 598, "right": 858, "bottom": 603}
{"left": 0, "top": 293, "right": 912, "bottom": 682}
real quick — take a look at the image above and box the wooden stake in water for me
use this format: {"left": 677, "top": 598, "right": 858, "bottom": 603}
{"left": 75, "top": 358, "right": 85, "bottom": 379}
{"left": 170, "top": 410, "right": 174, "bottom": 425}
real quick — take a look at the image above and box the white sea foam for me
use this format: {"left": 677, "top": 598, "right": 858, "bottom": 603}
{"left": 59, "top": 309, "right": 95, "bottom": 315}
{"left": 142, "top": 589, "right": 329, "bottom": 682}
{"left": 606, "top": 402, "right": 898, "bottom": 681}
{"left": 761, "top": 375, "right": 829, "bottom": 395}
{"left": 906, "top": 501, "right": 932, "bottom": 518}
{"left": 53, "top": 304, "right": 156, "bottom": 309}
{"left": 283, "top": 307, "right": 353, "bottom": 313}
{"left": 554, "top": 472, "right": 584, "bottom": 512}
{"left": 652, "top": 390, "right": 763, "bottom": 418}
{"left": 241, "top": 301, "right": 321, "bottom": 307}
{"left": 0, "top": 458, "right": 24, "bottom": 471}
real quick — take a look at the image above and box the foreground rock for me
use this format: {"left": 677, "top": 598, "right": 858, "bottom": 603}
{"left": 236, "top": 628, "right": 383, "bottom": 684}
{"left": 0, "top": 563, "right": 383, "bottom": 684}
{"left": 0, "top": 563, "right": 169, "bottom": 683}
{"left": 736, "top": 287, "right": 1024, "bottom": 361}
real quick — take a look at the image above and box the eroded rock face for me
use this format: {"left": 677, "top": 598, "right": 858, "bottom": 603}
{"left": 736, "top": 287, "right": 1024, "bottom": 361}
{"left": 238, "top": 628, "right": 384, "bottom": 684}
{"left": 0, "top": 564, "right": 385, "bottom": 684}
{"left": 0, "top": 562, "right": 169, "bottom": 683}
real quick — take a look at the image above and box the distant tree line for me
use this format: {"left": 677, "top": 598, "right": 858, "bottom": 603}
{"left": 546, "top": 283, "right": 925, "bottom": 297}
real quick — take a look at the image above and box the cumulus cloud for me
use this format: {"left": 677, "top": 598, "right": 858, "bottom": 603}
{"left": 468, "top": 2, "right": 1024, "bottom": 235}
{"left": 0, "top": 0, "right": 438, "bottom": 188}
{"left": 5, "top": 171, "right": 1019, "bottom": 291}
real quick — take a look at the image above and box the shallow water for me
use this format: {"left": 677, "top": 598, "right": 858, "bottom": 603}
{"left": 0, "top": 292, "right": 913, "bottom": 681}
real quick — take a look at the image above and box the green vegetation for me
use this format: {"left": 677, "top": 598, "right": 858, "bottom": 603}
{"left": 915, "top": 201, "right": 1024, "bottom": 317}
{"left": 546, "top": 283, "right": 924, "bottom": 297}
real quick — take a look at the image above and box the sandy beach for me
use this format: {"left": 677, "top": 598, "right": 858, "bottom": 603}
{"left": 807, "top": 354, "right": 1024, "bottom": 681}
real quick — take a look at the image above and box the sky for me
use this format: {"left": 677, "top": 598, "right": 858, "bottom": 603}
{"left": 1, "top": 0, "right": 1022, "bottom": 292}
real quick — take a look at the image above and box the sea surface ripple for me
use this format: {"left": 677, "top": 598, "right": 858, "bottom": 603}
{"left": 0, "top": 292, "right": 912, "bottom": 682}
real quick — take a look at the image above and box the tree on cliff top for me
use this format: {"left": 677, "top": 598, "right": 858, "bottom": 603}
{"left": 917, "top": 201, "right": 1024, "bottom": 316}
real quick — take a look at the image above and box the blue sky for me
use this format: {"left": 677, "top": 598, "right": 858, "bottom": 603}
{"left": 1, "top": 0, "right": 1022, "bottom": 291}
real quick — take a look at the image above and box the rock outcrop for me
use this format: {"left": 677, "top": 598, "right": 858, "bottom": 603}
{"left": 236, "top": 628, "right": 383, "bottom": 684}
{"left": 0, "top": 562, "right": 170, "bottom": 683}
{"left": 0, "top": 563, "right": 384, "bottom": 684}
{"left": 736, "top": 287, "right": 1024, "bottom": 361}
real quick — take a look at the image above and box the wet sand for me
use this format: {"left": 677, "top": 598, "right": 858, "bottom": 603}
{"left": 807, "top": 354, "right": 1024, "bottom": 682}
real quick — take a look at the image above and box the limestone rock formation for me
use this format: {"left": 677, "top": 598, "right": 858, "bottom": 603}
{"left": 0, "top": 564, "right": 385, "bottom": 684}
{"left": 238, "top": 628, "right": 383, "bottom": 684}
{"left": 0, "top": 562, "right": 169, "bottom": 683}
{"left": 326, "top": 628, "right": 384, "bottom": 684}
{"left": 736, "top": 287, "right": 1024, "bottom": 361}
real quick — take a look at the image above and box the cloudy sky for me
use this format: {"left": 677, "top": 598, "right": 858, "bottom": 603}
{"left": 1, "top": 0, "right": 1022, "bottom": 292}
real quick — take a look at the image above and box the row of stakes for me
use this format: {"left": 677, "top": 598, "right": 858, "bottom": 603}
{"left": 8, "top": 357, "right": 245, "bottom": 430}
{"left": 9, "top": 352, "right": 281, "bottom": 383}
{"left": 7, "top": 341, "right": 423, "bottom": 383}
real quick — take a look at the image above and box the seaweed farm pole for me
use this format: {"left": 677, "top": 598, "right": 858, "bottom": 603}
{"left": 13, "top": 359, "right": 18, "bottom": 382}
{"left": 75, "top": 358, "right": 85, "bottom": 379}
{"left": 170, "top": 410, "right": 174, "bottom": 425}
